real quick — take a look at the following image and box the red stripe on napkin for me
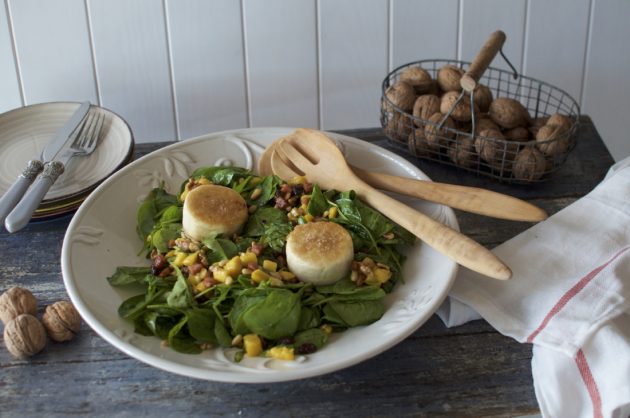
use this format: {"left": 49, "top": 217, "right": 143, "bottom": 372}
{"left": 526, "top": 246, "right": 630, "bottom": 344}
{"left": 575, "top": 349, "right": 603, "bottom": 418}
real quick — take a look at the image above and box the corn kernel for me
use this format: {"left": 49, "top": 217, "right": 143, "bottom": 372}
{"left": 304, "top": 213, "right": 314, "bottom": 222}
{"left": 194, "top": 281, "right": 207, "bottom": 293}
{"left": 251, "top": 269, "right": 269, "bottom": 283}
{"left": 266, "top": 346, "right": 295, "bottom": 361}
{"left": 300, "top": 195, "right": 311, "bottom": 206}
{"left": 165, "top": 250, "right": 176, "bottom": 258}
{"left": 243, "top": 334, "right": 263, "bottom": 357}
{"left": 213, "top": 268, "right": 230, "bottom": 283}
{"left": 279, "top": 270, "right": 296, "bottom": 280}
{"left": 240, "top": 251, "right": 258, "bottom": 265}
{"left": 188, "top": 267, "right": 208, "bottom": 285}
{"left": 262, "top": 259, "right": 278, "bottom": 272}
{"left": 198, "top": 177, "right": 211, "bottom": 185}
{"left": 328, "top": 207, "right": 338, "bottom": 219}
{"left": 269, "top": 277, "right": 284, "bottom": 287}
{"left": 224, "top": 256, "right": 243, "bottom": 277}
{"left": 289, "top": 176, "right": 307, "bottom": 185}
{"left": 172, "top": 252, "right": 187, "bottom": 267}
{"left": 321, "top": 324, "right": 333, "bottom": 335}
{"left": 182, "top": 252, "right": 198, "bottom": 266}
{"left": 373, "top": 267, "right": 392, "bottom": 284}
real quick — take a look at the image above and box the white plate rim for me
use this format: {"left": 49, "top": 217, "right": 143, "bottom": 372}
{"left": 61, "top": 127, "right": 458, "bottom": 383}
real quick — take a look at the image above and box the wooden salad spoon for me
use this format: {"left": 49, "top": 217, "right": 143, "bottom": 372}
{"left": 259, "top": 130, "right": 546, "bottom": 222}
{"left": 270, "top": 129, "right": 513, "bottom": 281}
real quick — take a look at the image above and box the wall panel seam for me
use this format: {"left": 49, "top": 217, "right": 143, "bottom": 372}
{"left": 387, "top": 0, "right": 392, "bottom": 72}
{"left": 456, "top": 0, "right": 462, "bottom": 60}
{"left": 521, "top": 0, "right": 529, "bottom": 74}
{"left": 580, "top": 0, "right": 595, "bottom": 108}
{"left": 239, "top": 0, "right": 251, "bottom": 128}
{"left": 316, "top": 0, "right": 323, "bottom": 129}
{"left": 162, "top": 0, "right": 179, "bottom": 141}
{"left": 5, "top": 0, "right": 24, "bottom": 106}
{"left": 84, "top": 0, "right": 101, "bottom": 106}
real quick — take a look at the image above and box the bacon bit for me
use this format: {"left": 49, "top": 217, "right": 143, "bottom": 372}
{"left": 250, "top": 242, "right": 264, "bottom": 256}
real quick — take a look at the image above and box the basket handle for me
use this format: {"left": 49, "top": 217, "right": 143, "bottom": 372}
{"left": 460, "top": 30, "right": 506, "bottom": 92}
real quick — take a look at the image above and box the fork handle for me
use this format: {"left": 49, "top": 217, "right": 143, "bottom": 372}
{"left": 0, "top": 160, "right": 45, "bottom": 227}
{"left": 351, "top": 166, "right": 547, "bottom": 221}
{"left": 348, "top": 176, "right": 512, "bottom": 280}
{"left": 5, "top": 161, "right": 65, "bottom": 233}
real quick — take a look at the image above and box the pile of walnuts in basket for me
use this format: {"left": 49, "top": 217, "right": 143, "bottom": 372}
{"left": 382, "top": 64, "right": 576, "bottom": 182}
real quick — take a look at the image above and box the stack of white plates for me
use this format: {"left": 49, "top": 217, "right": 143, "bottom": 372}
{"left": 0, "top": 102, "right": 134, "bottom": 220}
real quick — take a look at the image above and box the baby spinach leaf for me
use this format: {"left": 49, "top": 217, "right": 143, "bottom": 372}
{"left": 118, "top": 289, "right": 166, "bottom": 321}
{"left": 136, "top": 186, "right": 178, "bottom": 242}
{"left": 186, "top": 308, "right": 217, "bottom": 344}
{"left": 294, "top": 328, "right": 328, "bottom": 349}
{"left": 168, "top": 316, "right": 201, "bottom": 354}
{"left": 203, "top": 236, "right": 239, "bottom": 264}
{"left": 297, "top": 306, "right": 321, "bottom": 331}
{"left": 189, "top": 166, "right": 251, "bottom": 187}
{"left": 250, "top": 175, "right": 281, "bottom": 207}
{"left": 229, "top": 288, "right": 301, "bottom": 340}
{"left": 151, "top": 222, "right": 182, "bottom": 253}
{"left": 244, "top": 207, "right": 292, "bottom": 252}
{"left": 143, "top": 311, "right": 179, "bottom": 339}
{"left": 306, "top": 184, "right": 328, "bottom": 216}
{"left": 214, "top": 318, "right": 233, "bottom": 347}
{"left": 166, "top": 267, "right": 194, "bottom": 309}
{"left": 324, "top": 300, "right": 385, "bottom": 327}
{"left": 107, "top": 266, "right": 152, "bottom": 287}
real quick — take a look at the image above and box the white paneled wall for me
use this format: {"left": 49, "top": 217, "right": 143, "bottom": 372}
{"left": 1, "top": 0, "right": 629, "bottom": 160}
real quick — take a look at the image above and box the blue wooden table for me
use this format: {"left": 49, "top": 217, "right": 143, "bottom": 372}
{"left": 0, "top": 117, "right": 613, "bottom": 417}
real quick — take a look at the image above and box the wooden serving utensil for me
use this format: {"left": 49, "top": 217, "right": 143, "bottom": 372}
{"left": 258, "top": 129, "right": 547, "bottom": 222}
{"left": 270, "top": 129, "right": 513, "bottom": 281}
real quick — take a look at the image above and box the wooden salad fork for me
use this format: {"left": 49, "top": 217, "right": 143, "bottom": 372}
{"left": 271, "top": 131, "right": 513, "bottom": 281}
{"left": 259, "top": 131, "right": 547, "bottom": 222}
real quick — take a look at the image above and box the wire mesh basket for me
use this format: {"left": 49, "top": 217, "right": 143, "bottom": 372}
{"left": 380, "top": 58, "right": 581, "bottom": 184}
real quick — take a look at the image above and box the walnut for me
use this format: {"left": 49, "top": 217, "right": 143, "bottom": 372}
{"left": 474, "top": 84, "right": 493, "bottom": 113}
{"left": 474, "top": 128, "right": 521, "bottom": 170}
{"left": 399, "top": 66, "right": 432, "bottom": 93}
{"left": 407, "top": 128, "right": 431, "bottom": 157}
{"left": 424, "top": 112, "right": 456, "bottom": 149}
{"left": 503, "top": 127, "right": 530, "bottom": 142}
{"left": 547, "top": 113, "right": 572, "bottom": 132}
{"left": 412, "top": 94, "right": 440, "bottom": 125}
{"left": 384, "top": 80, "right": 416, "bottom": 112}
{"left": 474, "top": 117, "right": 500, "bottom": 134}
{"left": 437, "top": 65, "right": 464, "bottom": 92}
{"left": 440, "top": 91, "right": 478, "bottom": 122}
{"left": 529, "top": 116, "right": 549, "bottom": 137}
{"left": 448, "top": 135, "right": 478, "bottom": 168}
{"left": 488, "top": 98, "right": 532, "bottom": 129}
{"left": 536, "top": 124, "right": 571, "bottom": 156}
{"left": 3, "top": 314, "right": 47, "bottom": 358}
{"left": 42, "top": 301, "right": 81, "bottom": 342}
{"left": 513, "top": 147, "right": 547, "bottom": 181}
{"left": 0, "top": 287, "right": 37, "bottom": 325}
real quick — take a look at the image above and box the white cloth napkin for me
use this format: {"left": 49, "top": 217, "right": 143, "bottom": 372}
{"left": 437, "top": 157, "right": 630, "bottom": 418}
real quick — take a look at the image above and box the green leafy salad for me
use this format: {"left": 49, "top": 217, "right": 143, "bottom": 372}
{"left": 107, "top": 166, "right": 415, "bottom": 361}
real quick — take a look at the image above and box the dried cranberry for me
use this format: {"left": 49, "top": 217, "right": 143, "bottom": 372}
{"left": 295, "top": 343, "right": 317, "bottom": 355}
{"left": 276, "top": 337, "right": 295, "bottom": 346}
{"left": 291, "top": 184, "right": 304, "bottom": 196}
{"left": 151, "top": 254, "right": 168, "bottom": 275}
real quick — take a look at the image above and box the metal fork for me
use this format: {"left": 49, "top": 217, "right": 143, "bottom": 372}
{"left": 5, "top": 111, "right": 106, "bottom": 233}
